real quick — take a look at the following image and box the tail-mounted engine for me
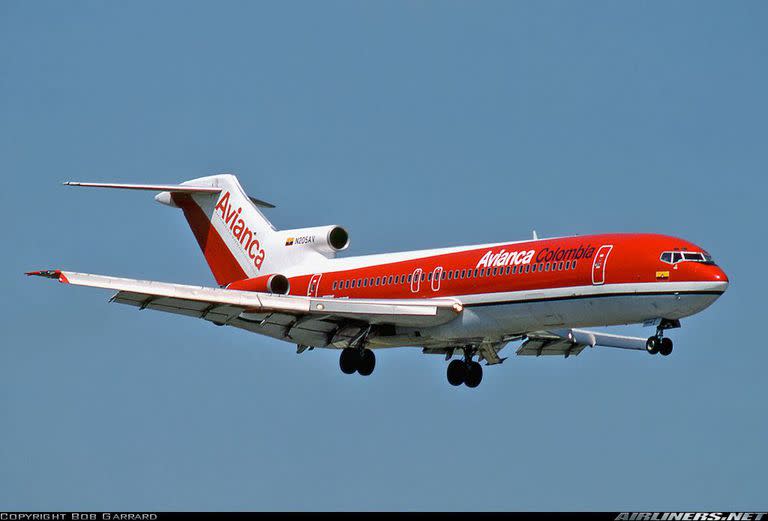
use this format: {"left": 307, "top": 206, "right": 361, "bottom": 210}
{"left": 277, "top": 225, "right": 349, "bottom": 258}
{"left": 227, "top": 273, "right": 290, "bottom": 294}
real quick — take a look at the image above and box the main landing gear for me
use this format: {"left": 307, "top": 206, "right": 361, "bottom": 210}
{"left": 446, "top": 347, "right": 483, "bottom": 388}
{"left": 339, "top": 347, "right": 376, "bottom": 376}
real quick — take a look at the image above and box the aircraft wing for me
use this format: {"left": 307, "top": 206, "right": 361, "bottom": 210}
{"left": 26, "top": 270, "right": 462, "bottom": 347}
{"left": 517, "top": 328, "right": 647, "bottom": 358}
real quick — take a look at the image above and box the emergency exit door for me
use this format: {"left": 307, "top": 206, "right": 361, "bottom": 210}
{"left": 591, "top": 245, "right": 613, "bottom": 285}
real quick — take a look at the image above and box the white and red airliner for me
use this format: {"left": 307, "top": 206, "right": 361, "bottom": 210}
{"left": 28, "top": 174, "right": 729, "bottom": 388}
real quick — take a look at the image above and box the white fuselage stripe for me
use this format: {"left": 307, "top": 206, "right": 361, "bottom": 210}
{"left": 450, "top": 281, "right": 728, "bottom": 306}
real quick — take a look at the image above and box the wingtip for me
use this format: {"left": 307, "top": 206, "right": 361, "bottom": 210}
{"left": 26, "top": 269, "right": 68, "bottom": 282}
{"left": 26, "top": 269, "right": 57, "bottom": 277}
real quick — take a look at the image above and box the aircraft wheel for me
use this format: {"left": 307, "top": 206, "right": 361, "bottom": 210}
{"left": 447, "top": 359, "right": 465, "bottom": 386}
{"left": 357, "top": 349, "right": 376, "bottom": 376}
{"left": 464, "top": 361, "right": 483, "bottom": 388}
{"left": 645, "top": 336, "right": 660, "bottom": 355}
{"left": 659, "top": 337, "right": 673, "bottom": 356}
{"left": 339, "top": 348, "right": 358, "bottom": 374}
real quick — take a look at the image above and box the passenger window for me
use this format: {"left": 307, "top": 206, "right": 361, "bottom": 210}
{"left": 407, "top": 274, "right": 412, "bottom": 283}
{"left": 427, "top": 272, "right": 432, "bottom": 281}
{"left": 512, "top": 266, "right": 517, "bottom": 274}
{"left": 388, "top": 275, "right": 393, "bottom": 284}
{"left": 421, "top": 273, "right": 426, "bottom": 281}
{"left": 442, "top": 271, "right": 446, "bottom": 280}
{"left": 572, "top": 261, "right": 577, "bottom": 269}
{"left": 558, "top": 262, "right": 564, "bottom": 270}
{"left": 565, "top": 261, "right": 570, "bottom": 269}
{"left": 447, "top": 271, "right": 453, "bottom": 280}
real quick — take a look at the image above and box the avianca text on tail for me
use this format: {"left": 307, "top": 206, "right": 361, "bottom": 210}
{"left": 215, "top": 191, "right": 266, "bottom": 271}
{"left": 29, "top": 174, "right": 728, "bottom": 389}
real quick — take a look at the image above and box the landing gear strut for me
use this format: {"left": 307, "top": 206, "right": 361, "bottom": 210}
{"left": 646, "top": 320, "right": 677, "bottom": 357}
{"left": 446, "top": 347, "right": 483, "bottom": 388}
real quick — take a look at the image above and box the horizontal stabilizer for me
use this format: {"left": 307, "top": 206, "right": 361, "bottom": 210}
{"left": 63, "top": 181, "right": 222, "bottom": 194}
{"left": 63, "top": 181, "right": 275, "bottom": 208}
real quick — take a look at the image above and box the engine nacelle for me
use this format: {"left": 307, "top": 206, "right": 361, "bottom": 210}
{"left": 227, "top": 273, "right": 290, "bottom": 294}
{"left": 277, "top": 225, "right": 349, "bottom": 257}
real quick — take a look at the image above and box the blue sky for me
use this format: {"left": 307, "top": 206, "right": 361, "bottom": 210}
{"left": 2, "top": 0, "right": 766, "bottom": 511}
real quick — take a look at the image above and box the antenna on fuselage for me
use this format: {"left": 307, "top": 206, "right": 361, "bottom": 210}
{"left": 532, "top": 230, "right": 539, "bottom": 240}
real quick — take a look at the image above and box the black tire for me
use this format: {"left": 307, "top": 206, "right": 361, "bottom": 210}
{"left": 447, "top": 359, "right": 465, "bottom": 386}
{"left": 645, "top": 337, "right": 660, "bottom": 355}
{"left": 659, "top": 337, "right": 673, "bottom": 356}
{"left": 464, "top": 361, "right": 483, "bottom": 388}
{"left": 339, "top": 348, "right": 358, "bottom": 374}
{"left": 357, "top": 349, "right": 376, "bottom": 376}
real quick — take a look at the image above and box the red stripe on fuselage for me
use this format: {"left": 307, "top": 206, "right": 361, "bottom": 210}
{"left": 284, "top": 233, "right": 724, "bottom": 299}
{"left": 172, "top": 193, "right": 248, "bottom": 286}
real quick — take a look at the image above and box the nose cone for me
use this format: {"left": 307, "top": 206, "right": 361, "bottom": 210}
{"left": 699, "top": 263, "right": 729, "bottom": 294}
{"left": 711, "top": 265, "right": 729, "bottom": 284}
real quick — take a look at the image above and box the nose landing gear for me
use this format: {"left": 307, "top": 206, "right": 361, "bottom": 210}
{"left": 646, "top": 336, "right": 673, "bottom": 356}
{"left": 646, "top": 320, "right": 677, "bottom": 356}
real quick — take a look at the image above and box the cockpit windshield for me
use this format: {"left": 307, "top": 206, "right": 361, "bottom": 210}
{"left": 660, "top": 250, "right": 715, "bottom": 265}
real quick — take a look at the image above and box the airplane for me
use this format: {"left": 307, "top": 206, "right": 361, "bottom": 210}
{"left": 27, "top": 173, "right": 729, "bottom": 388}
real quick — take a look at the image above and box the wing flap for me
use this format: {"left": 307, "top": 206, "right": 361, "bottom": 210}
{"left": 517, "top": 337, "right": 588, "bottom": 357}
{"left": 518, "top": 328, "right": 648, "bottom": 357}
{"left": 110, "top": 291, "right": 243, "bottom": 323}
